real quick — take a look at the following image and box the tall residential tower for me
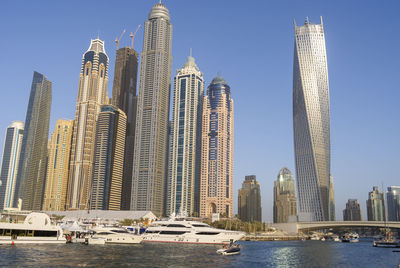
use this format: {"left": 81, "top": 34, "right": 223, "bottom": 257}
{"left": 14, "top": 72, "right": 52, "bottom": 210}
{"left": 90, "top": 105, "right": 126, "bottom": 210}
{"left": 343, "top": 199, "right": 362, "bottom": 221}
{"left": 387, "top": 186, "right": 400, "bottom": 221}
{"left": 366, "top": 186, "right": 385, "bottom": 221}
{"left": 166, "top": 56, "right": 204, "bottom": 216}
{"left": 67, "top": 39, "right": 109, "bottom": 210}
{"left": 199, "top": 76, "right": 234, "bottom": 218}
{"left": 131, "top": 3, "right": 173, "bottom": 216}
{"left": 42, "top": 119, "right": 73, "bottom": 211}
{"left": 0, "top": 121, "right": 24, "bottom": 209}
{"left": 293, "top": 17, "right": 333, "bottom": 221}
{"left": 111, "top": 46, "right": 138, "bottom": 210}
{"left": 238, "top": 175, "right": 262, "bottom": 222}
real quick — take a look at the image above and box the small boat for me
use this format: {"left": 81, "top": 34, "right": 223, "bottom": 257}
{"left": 320, "top": 237, "right": 326, "bottom": 241}
{"left": 341, "top": 233, "right": 359, "bottom": 243}
{"left": 217, "top": 244, "right": 241, "bottom": 255}
{"left": 373, "top": 232, "right": 400, "bottom": 248}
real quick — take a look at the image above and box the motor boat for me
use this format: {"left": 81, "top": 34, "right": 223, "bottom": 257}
{"left": 143, "top": 214, "right": 245, "bottom": 245}
{"left": 217, "top": 243, "right": 241, "bottom": 255}
{"left": 341, "top": 233, "right": 359, "bottom": 243}
{"left": 0, "top": 212, "right": 66, "bottom": 244}
{"left": 86, "top": 226, "right": 143, "bottom": 245}
{"left": 332, "top": 235, "right": 340, "bottom": 242}
{"left": 373, "top": 232, "right": 400, "bottom": 248}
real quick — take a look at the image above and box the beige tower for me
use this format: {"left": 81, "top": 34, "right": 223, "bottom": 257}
{"left": 200, "top": 76, "right": 234, "bottom": 218}
{"left": 43, "top": 119, "right": 73, "bottom": 211}
{"left": 67, "top": 39, "right": 109, "bottom": 210}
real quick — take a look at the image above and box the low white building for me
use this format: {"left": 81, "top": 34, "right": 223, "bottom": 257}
{"left": 45, "top": 210, "right": 157, "bottom": 224}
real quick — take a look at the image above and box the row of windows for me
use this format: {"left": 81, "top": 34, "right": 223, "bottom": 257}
{"left": 0, "top": 229, "right": 58, "bottom": 237}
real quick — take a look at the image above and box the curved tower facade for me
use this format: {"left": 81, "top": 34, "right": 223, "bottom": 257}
{"left": 14, "top": 72, "right": 52, "bottom": 210}
{"left": 131, "top": 3, "right": 173, "bottom": 216}
{"left": 200, "top": 76, "right": 234, "bottom": 218}
{"left": 167, "top": 56, "right": 204, "bottom": 216}
{"left": 293, "top": 17, "right": 332, "bottom": 221}
{"left": 67, "top": 39, "right": 109, "bottom": 210}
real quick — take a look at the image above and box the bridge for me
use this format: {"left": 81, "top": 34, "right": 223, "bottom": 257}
{"left": 271, "top": 221, "right": 400, "bottom": 234}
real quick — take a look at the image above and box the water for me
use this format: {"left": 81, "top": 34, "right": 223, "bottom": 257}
{"left": 1, "top": 239, "right": 399, "bottom": 267}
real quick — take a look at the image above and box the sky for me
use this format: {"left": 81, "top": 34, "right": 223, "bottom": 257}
{"left": 0, "top": 0, "right": 399, "bottom": 222}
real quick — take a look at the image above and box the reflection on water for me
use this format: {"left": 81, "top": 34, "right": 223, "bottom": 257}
{"left": 0, "top": 239, "right": 399, "bottom": 267}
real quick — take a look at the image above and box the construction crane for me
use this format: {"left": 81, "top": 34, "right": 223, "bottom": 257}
{"left": 115, "top": 29, "right": 126, "bottom": 49}
{"left": 130, "top": 25, "right": 141, "bottom": 49}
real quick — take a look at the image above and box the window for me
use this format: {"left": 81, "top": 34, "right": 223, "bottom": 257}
{"left": 159, "top": 231, "right": 187, "bottom": 235}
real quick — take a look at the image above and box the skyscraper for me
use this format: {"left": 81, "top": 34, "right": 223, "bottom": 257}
{"left": 329, "top": 175, "right": 336, "bottom": 221}
{"left": 90, "top": 105, "right": 126, "bottom": 210}
{"left": 366, "top": 186, "right": 385, "bottom": 221}
{"left": 14, "top": 71, "right": 52, "bottom": 210}
{"left": 0, "top": 121, "right": 24, "bottom": 209}
{"left": 343, "top": 199, "right": 362, "bottom": 221}
{"left": 238, "top": 175, "right": 262, "bottom": 222}
{"left": 111, "top": 46, "right": 138, "bottom": 210}
{"left": 386, "top": 186, "right": 400, "bottom": 221}
{"left": 273, "top": 167, "right": 297, "bottom": 223}
{"left": 131, "top": 3, "right": 172, "bottom": 216}
{"left": 42, "top": 119, "right": 73, "bottom": 211}
{"left": 199, "top": 76, "right": 234, "bottom": 218}
{"left": 167, "top": 55, "right": 204, "bottom": 216}
{"left": 67, "top": 39, "right": 109, "bottom": 210}
{"left": 293, "top": 17, "right": 332, "bottom": 221}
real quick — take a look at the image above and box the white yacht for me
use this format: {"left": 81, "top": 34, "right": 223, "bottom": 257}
{"left": 143, "top": 217, "right": 245, "bottom": 245}
{"left": 86, "top": 226, "right": 143, "bottom": 245}
{"left": 0, "top": 212, "right": 66, "bottom": 244}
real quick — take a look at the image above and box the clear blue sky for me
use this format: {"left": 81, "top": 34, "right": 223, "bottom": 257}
{"left": 1, "top": 0, "right": 399, "bottom": 222}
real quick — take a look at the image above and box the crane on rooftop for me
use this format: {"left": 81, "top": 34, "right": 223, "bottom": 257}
{"left": 115, "top": 29, "right": 126, "bottom": 49}
{"left": 130, "top": 25, "right": 141, "bottom": 49}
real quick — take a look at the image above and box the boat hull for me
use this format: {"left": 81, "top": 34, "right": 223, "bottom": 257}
{"left": 373, "top": 241, "right": 400, "bottom": 248}
{"left": 0, "top": 239, "right": 66, "bottom": 245}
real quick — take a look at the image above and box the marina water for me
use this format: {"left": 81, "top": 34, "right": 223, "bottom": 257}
{"left": 1, "top": 239, "right": 399, "bottom": 267}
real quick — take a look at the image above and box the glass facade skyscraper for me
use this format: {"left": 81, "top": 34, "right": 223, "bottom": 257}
{"left": 166, "top": 56, "right": 204, "bottom": 216}
{"left": 14, "top": 72, "right": 52, "bottom": 210}
{"left": 199, "top": 76, "right": 234, "bottom": 218}
{"left": 273, "top": 167, "right": 297, "bottom": 223}
{"left": 90, "top": 105, "right": 126, "bottom": 210}
{"left": 386, "top": 186, "right": 400, "bottom": 221}
{"left": 0, "top": 121, "right": 24, "bottom": 210}
{"left": 366, "top": 186, "right": 385, "bottom": 221}
{"left": 293, "top": 17, "right": 333, "bottom": 221}
{"left": 131, "top": 3, "right": 172, "bottom": 216}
